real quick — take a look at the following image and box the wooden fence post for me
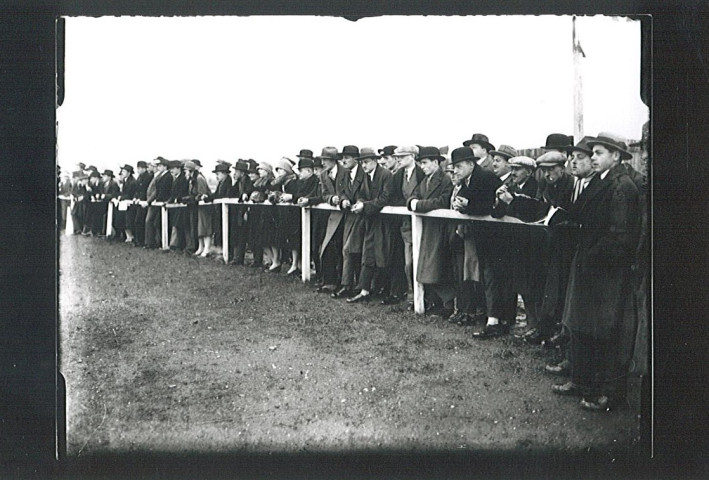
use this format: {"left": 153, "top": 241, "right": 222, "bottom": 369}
{"left": 222, "top": 202, "right": 230, "bottom": 263}
{"left": 65, "top": 200, "right": 74, "bottom": 236}
{"left": 411, "top": 212, "right": 425, "bottom": 314}
{"left": 301, "top": 207, "right": 311, "bottom": 282}
{"left": 161, "top": 205, "right": 169, "bottom": 250}
{"left": 106, "top": 201, "right": 114, "bottom": 237}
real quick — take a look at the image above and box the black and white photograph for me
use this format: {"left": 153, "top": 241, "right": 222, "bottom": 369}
{"left": 55, "top": 14, "right": 650, "bottom": 456}
{"left": 54, "top": 13, "right": 652, "bottom": 464}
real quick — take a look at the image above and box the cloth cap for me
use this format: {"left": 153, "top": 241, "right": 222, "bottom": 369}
{"left": 535, "top": 151, "right": 567, "bottom": 167}
{"left": 508, "top": 156, "right": 536, "bottom": 169}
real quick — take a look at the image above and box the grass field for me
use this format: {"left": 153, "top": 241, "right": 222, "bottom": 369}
{"left": 59, "top": 234, "right": 641, "bottom": 458}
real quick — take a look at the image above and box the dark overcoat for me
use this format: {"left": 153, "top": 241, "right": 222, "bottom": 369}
{"left": 408, "top": 169, "right": 454, "bottom": 284}
{"left": 318, "top": 166, "right": 345, "bottom": 257}
{"left": 135, "top": 171, "right": 153, "bottom": 201}
{"left": 169, "top": 173, "right": 190, "bottom": 226}
{"left": 119, "top": 175, "right": 137, "bottom": 200}
{"left": 358, "top": 165, "right": 394, "bottom": 268}
{"left": 336, "top": 164, "right": 367, "bottom": 255}
{"left": 154, "top": 171, "right": 173, "bottom": 203}
{"left": 562, "top": 163, "right": 640, "bottom": 342}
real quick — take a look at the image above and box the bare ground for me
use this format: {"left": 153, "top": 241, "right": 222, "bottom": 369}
{"left": 59, "top": 234, "right": 641, "bottom": 458}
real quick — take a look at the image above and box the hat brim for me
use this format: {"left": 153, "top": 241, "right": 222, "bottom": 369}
{"left": 463, "top": 140, "right": 495, "bottom": 151}
{"left": 360, "top": 155, "right": 381, "bottom": 161}
{"left": 586, "top": 140, "right": 633, "bottom": 160}
{"left": 419, "top": 155, "right": 444, "bottom": 162}
{"left": 536, "top": 162, "right": 566, "bottom": 168}
{"left": 568, "top": 146, "right": 592, "bottom": 155}
{"left": 489, "top": 151, "right": 513, "bottom": 160}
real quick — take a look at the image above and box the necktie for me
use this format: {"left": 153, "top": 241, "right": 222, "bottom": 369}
{"left": 572, "top": 178, "right": 583, "bottom": 203}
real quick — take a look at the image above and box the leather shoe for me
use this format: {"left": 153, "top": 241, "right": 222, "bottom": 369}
{"left": 316, "top": 284, "right": 337, "bottom": 293}
{"left": 381, "top": 295, "right": 404, "bottom": 305}
{"left": 551, "top": 381, "right": 582, "bottom": 396}
{"left": 543, "top": 331, "right": 570, "bottom": 348}
{"left": 580, "top": 396, "right": 610, "bottom": 412}
{"left": 346, "top": 292, "right": 370, "bottom": 303}
{"left": 472, "top": 323, "right": 505, "bottom": 339}
{"left": 545, "top": 359, "right": 571, "bottom": 376}
{"left": 331, "top": 287, "right": 352, "bottom": 299}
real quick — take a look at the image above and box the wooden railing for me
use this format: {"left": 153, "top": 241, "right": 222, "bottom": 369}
{"left": 60, "top": 196, "right": 545, "bottom": 314}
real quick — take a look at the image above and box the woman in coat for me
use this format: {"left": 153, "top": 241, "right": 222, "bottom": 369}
{"left": 251, "top": 162, "right": 277, "bottom": 270}
{"left": 184, "top": 161, "right": 213, "bottom": 257}
{"left": 268, "top": 157, "right": 299, "bottom": 273}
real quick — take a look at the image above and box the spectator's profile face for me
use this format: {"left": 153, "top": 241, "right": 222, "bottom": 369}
{"left": 248, "top": 172, "right": 259, "bottom": 182}
{"left": 340, "top": 155, "right": 357, "bottom": 169}
{"left": 491, "top": 155, "right": 510, "bottom": 177}
{"left": 383, "top": 155, "right": 398, "bottom": 171}
{"left": 591, "top": 146, "right": 618, "bottom": 174}
{"left": 419, "top": 158, "right": 438, "bottom": 176}
{"left": 470, "top": 143, "right": 487, "bottom": 159}
{"left": 361, "top": 158, "right": 377, "bottom": 174}
{"left": 541, "top": 164, "right": 565, "bottom": 184}
{"left": 453, "top": 160, "right": 474, "bottom": 180}
{"left": 274, "top": 167, "right": 287, "bottom": 179}
{"left": 258, "top": 168, "right": 269, "bottom": 178}
{"left": 396, "top": 154, "right": 414, "bottom": 170}
{"left": 299, "top": 167, "right": 314, "bottom": 179}
{"left": 510, "top": 166, "right": 531, "bottom": 184}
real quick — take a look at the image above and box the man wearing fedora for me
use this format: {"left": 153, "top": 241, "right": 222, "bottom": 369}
{"left": 208, "top": 162, "right": 232, "bottom": 257}
{"left": 132, "top": 160, "right": 153, "bottom": 247}
{"left": 463, "top": 133, "right": 495, "bottom": 172}
{"left": 330, "top": 145, "right": 366, "bottom": 299}
{"left": 114, "top": 164, "right": 137, "bottom": 242}
{"left": 490, "top": 144, "right": 517, "bottom": 188}
{"left": 388, "top": 146, "right": 425, "bottom": 302}
{"left": 552, "top": 132, "right": 640, "bottom": 412}
{"left": 304, "top": 147, "right": 343, "bottom": 292}
{"left": 225, "top": 160, "right": 253, "bottom": 265}
{"left": 345, "top": 148, "right": 394, "bottom": 303}
{"left": 407, "top": 146, "right": 455, "bottom": 316}
{"left": 144, "top": 157, "right": 172, "bottom": 249}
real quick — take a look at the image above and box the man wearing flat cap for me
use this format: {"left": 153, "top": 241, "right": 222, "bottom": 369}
{"left": 552, "top": 132, "right": 641, "bottom": 412}
{"left": 144, "top": 157, "right": 172, "bottom": 249}
{"left": 330, "top": 146, "right": 367, "bottom": 299}
{"left": 386, "top": 146, "right": 425, "bottom": 303}
{"left": 463, "top": 133, "right": 495, "bottom": 172}
{"left": 345, "top": 148, "right": 394, "bottom": 303}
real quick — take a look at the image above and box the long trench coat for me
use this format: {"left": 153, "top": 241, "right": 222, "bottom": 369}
{"left": 358, "top": 165, "right": 394, "bottom": 268}
{"left": 316, "top": 167, "right": 344, "bottom": 258}
{"left": 337, "top": 164, "right": 367, "bottom": 256}
{"left": 562, "top": 163, "right": 640, "bottom": 347}
{"left": 408, "top": 168, "right": 454, "bottom": 285}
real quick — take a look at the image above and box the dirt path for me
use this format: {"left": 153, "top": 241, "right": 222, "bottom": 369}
{"left": 59, "top": 234, "right": 640, "bottom": 456}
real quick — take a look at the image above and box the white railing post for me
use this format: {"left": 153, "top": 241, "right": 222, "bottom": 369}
{"left": 301, "top": 206, "right": 311, "bottom": 282}
{"left": 161, "top": 204, "right": 169, "bottom": 250}
{"left": 65, "top": 199, "right": 74, "bottom": 236}
{"left": 106, "top": 200, "right": 114, "bottom": 237}
{"left": 222, "top": 202, "right": 230, "bottom": 263}
{"left": 411, "top": 212, "right": 425, "bottom": 314}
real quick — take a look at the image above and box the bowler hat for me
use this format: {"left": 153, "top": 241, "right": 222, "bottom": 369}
{"left": 392, "top": 145, "right": 419, "bottom": 157}
{"left": 136, "top": 161, "right": 148, "bottom": 169}
{"left": 508, "top": 156, "right": 536, "bottom": 169}
{"left": 168, "top": 160, "right": 183, "bottom": 169}
{"left": 359, "top": 147, "right": 380, "bottom": 161}
{"left": 463, "top": 133, "right": 495, "bottom": 151}
{"left": 450, "top": 147, "right": 479, "bottom": 165}
{"left": 298, "top": 157, "right": 315, "bottom": 169}
{"left": 102, "top": 169, "right": 114, "bottom": 177}
{"left": 316, "top": 146, "right": 339, "bottom": 162}
{"left": 120, "top": 164, "right": 134, "bottom": 174}
{"left": 297, "top": 149, "right": 314, "bottom": 160}
{"left": 541, "top": 133, "right": 573, "bottom": 151}
{"left": 378, "top": 145, "right": 397, "bottom": 156}
{"left": 535, "top": 151, "right": 567, "bottom": 168}
{"left": 568, "top": 136, "right": 594, "bottom": 156}
{"left": 89, "top": 170, "right": 101, "bottom": 179}
{"left": 586, "top": 132, "right": 633, "bottom": 160}
{"left": 489, "top": 144, "right": 518, "bottom": 160}
{"left": 192, "top": 159, "right": 202, "bottom": 167}
{"left": 232, "top": 160, "right": 250, "bottom": 172}
{"left": 418, "top": 146, "right": 445, "bottom": 162}
{"left": 341, "top": 145, "right": 360, "bottom": 158}
{"left": 213, "top": 163, "right": 231, "bottom": 174}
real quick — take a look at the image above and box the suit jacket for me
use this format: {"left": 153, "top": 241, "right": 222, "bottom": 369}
{"left": 389, "top": 165, "right": 425, "bottom": 207}
{"left": 359, "top": 165, "right": 394, "bottom": 268}
{"left": 315, "top": 166, "right": 344, "bottom": 257}
{"left": 457, "top": 163, "right": 502, "bottom": 216}
{"left": 563, "top": 163, "right": 640, "bottom": 340}
{"left": 336, "top": 164, "right": 367, "bottom": 255}
{"left": 135, "top": 171, "right": 153, "bottom": 201}
{"left": 492, "top": 176, "right": 538, "bottom": 220}
{"left": 119, "top": 175, "right": 137, "bottom": 201}
{"left": 408, "top": 169, "right": 454, "bottom": 284}
{"left": 169, "top": 173, "right": 189, "bottom": 203}
{"left": 103, "top": 179, "right": 121, "bottom": 200}
{"left": 211, "top": 175, "right": 233, "bottom": 200}
{"left": 150, "top": 170, "right": 173, "bottom": 203}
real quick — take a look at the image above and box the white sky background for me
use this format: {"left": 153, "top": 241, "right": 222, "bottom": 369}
{"left": 58, "top": 15, "right": 648, "bottom": 173}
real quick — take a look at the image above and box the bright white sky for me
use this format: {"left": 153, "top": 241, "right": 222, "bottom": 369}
{"left": 58, "top": 15, "right": 648, "bottom": 173}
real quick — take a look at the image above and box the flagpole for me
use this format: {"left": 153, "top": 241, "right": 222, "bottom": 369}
{"left": 572, "top": 16, "right": 584, "bottom": 143}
